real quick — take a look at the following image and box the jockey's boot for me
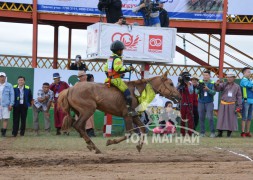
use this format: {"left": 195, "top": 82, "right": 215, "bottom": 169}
{"left": 125, "top": 96, "right": 138, "bottom": 117}
{"left": 124, "top": 89, "right": 138, "bottom": 117}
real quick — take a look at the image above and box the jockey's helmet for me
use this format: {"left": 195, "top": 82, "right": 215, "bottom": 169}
{"left": 110, "top": 40, "right": 125, "bottom": 52}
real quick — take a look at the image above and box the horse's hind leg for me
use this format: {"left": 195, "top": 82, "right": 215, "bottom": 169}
{"left": 106, "top": 116, "right": 134, "bottom": 146}
{"left": 132, "top": 116, "right": 147, "bottom": 153}
{"left": 73, "top": 114, "right": 101, "bottom": 154}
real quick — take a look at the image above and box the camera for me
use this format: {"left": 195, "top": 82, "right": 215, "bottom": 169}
{"left": 145, "top": 0, "right": 160, "bottom": 11}
{"left": 197, "top": 82, "right": 206, "bottom": 90}
{"left": 197, "top": 82, "right": 206, "bottom": 99}
{"left": 178, "top": 72, "right": 191, "bottom": 90}
{"left": 142, "top": 0, "right": 160, "bottom": 18}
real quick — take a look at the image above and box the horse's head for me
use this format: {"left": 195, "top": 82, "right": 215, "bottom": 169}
{"left": 150, "top": 71, "right": 181, "bottom": 103}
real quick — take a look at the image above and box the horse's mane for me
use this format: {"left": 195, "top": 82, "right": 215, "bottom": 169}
{"left": 126, "top": 76, "right": 158, "bottom": 86}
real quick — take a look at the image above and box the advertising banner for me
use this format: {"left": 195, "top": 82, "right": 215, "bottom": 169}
{"left": 37, "top": 0, "right": 96, "bottom": 14}
{"left": 228, "top": 0, "right": 253, "bottom": 15}
{"left": 87, "top": 23, "right": 176, "bottom": 63}
{"left": 33, "top": 68, "right": 79, "bottom": 98}
{"left": 2, "top": 0, "right": 223, "bottom": 21}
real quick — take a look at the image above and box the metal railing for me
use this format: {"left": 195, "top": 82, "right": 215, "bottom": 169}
{"left": 0, "top": 2, "right": 32, "bottom": 12}
{"left": 177, "top": 33, "right": 253, "bottom": 69}
{"left": 227, "top": 15, "right": 253, "bottom": 23}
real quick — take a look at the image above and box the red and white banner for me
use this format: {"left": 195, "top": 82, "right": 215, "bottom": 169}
{"left": 87, "top": 23, "right": 176, "bottom": 63}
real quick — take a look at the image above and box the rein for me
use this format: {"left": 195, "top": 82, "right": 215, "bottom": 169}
{"left": 133, "top": 69, "right": 174, "bottom": 98}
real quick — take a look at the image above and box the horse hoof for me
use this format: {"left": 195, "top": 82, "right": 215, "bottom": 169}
{"left": 136, "top": 145, "right": 142, "bottom": 153}
{"left": 106, "top": 139, "right": 112, "bottom": 146}
{"left": 95, "top": 149, "right": 102, "bottom": 154}
{"left": 87, "top": 145, "right": 93, "bottom": 151}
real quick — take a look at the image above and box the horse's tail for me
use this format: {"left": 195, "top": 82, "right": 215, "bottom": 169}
{"left": 58, "top": 89, "right": 70, "bottom": 113}
{"left": 58, "top": 89, "right": 72, "bottom": 130}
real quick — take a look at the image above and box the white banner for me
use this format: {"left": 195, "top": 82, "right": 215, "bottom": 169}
{"left": 33, "top": 69, "right": 78, "bottom": 99}
{"left": 2, "top": 0, "right": 223, "bottom": 20}
{"left": 228, "top": 0, "right": 253, "bottom": 15}
{"left": 87, "top": 23, "right": 176, "bottom": 63}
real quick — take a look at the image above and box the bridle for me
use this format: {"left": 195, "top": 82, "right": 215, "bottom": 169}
{"left": 134, "top": 70, "right": 175, "bottom": 100}
{"left": 151, "top": 77, "right": 175, "bottom": 99}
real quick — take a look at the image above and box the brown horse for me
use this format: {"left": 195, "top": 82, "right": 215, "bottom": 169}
{"left": 58, "top": 71, "right": 181, "bottom": 154}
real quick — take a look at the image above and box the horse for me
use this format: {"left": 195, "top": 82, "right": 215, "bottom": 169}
{"left": 58, "top": 71, "right": 181, "bottom": 154}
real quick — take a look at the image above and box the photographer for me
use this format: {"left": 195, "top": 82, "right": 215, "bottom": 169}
{"left": 132, "top": 0, "right": 161, "bottom": 27}
{"left": 159, "top": 2, "right": 169, "bottom": 27}
{"left": 70, "top": 55, "right": 88, "bottom": 71}
{"left": 196, "top": 70, "right": 216, "bottom": 138}
{"left": 177, "top": 72, "right": 194, "bottom": 136}
{"left": 98, "top": 0, "right": 123, "bottom": 23}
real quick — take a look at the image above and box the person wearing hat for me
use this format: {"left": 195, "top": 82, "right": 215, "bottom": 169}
{"left": 50, "top": 73, "right": 69, "bottom": 135}
{"left": 240, "top": 67, "right": 253, "bottom": 137}
{"left": 70, "top": 55, "right": 88, "bottom": 71}
{"left": 0, "top": 72, "right": 14, "bottom": 137}
{"left": 215, "top": 71, "right": 242, "bottom": 137}
{"left": 77, "top": 71, "right": 87, "bottom": 83}
{"left": 191, "top": 75, "right": 200, "bottom": 130}
{"left": 103, "top": 40, "right": 136, "bottom": 117}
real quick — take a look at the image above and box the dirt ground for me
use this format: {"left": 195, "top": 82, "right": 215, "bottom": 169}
{"left": 1, "top": 134, "right": 253, "bottom": 180}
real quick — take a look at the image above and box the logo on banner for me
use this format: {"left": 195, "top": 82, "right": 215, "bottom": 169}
{"left": 112, "top": 32, "right": 140, "bottom": 51}
{"left": 149, "top": 35, "right": 163, "bottom": 53}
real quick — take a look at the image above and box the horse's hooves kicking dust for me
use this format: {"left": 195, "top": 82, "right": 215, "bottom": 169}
{"left": 136, "top": 145, "right": 142, "bottom": 153}
{"left": 87, "top": 145, "right": 93, "bottom": 152}
{"left": 95, "top": 149, "right": 102, "bottom": 154}
{"left": 106, "top": 140, "right": 111, "bottom": 146}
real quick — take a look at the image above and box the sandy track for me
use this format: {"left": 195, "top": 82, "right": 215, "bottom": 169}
{"left": 1, "top": 136, "right": 253, "bottom": 179}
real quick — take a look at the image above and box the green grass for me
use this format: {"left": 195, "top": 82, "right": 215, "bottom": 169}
{"left": 2, "top": 132, "right": 253, "bottom": 152}
{"left": 4, "top": 108, "right": 253, "bottom": 137}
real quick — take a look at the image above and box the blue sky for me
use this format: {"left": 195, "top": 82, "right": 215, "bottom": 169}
{"left": 0, "top": 22, "right": 252, "bottom": 67}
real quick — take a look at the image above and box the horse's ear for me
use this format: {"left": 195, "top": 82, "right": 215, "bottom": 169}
{"left": 162, "top": 71, "right": 168, "bottom": 80}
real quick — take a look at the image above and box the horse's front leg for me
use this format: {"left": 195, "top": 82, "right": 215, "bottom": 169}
{"left": 132, "top": 115, "right": 147, "bottom": 153}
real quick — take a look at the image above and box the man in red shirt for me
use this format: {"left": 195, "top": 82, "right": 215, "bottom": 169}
{"left": 50, "top": 73, "right": 69, "bottom": 135}
{"left": 177, "top": 72, "right": 194, "bottom": 136}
